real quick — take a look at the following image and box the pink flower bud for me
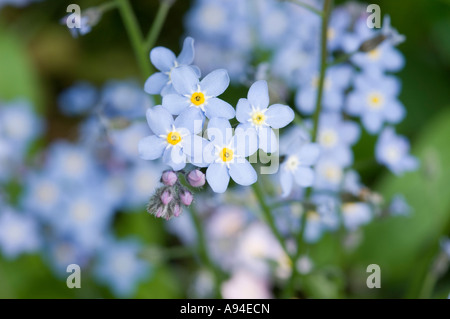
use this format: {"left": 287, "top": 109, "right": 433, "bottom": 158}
{"left": 156, "top": 207, "right": 164, "bottom": 218}
{"left": 173, "top": 204, "right": 182, "bottom": 217}
{"left": 180, "top": 191, "right": 193, "bottom": 206}
{"left": 160, "top": 190, "right": 173, "bottom": 205}
{"left": 187, "top": 170, "right": 205, "bottom": 187}
{"left": 161, "top": 171, "right": 177, "bottom": 186}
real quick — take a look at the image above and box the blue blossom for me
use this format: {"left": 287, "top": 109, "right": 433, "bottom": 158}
{"left": 295, "top": 65, "right": 353, "bottom": 114}
{"left": 342, "top": 170, "right": 363, "bottom": 196}
{"left": 280, "top": 142, "right": 320, "bottom": 197}
{"left": 347, "top": 72, "right": 405, "bottom": 134}
{"left": 0, "top": 0, "right": 40, "bottom": 9}
{"left": 49, "top": 187, "right": 115, "bottom": 251}
{"left": 202, "top": 118, "right": 258, "bottom": 193}
{"left": 94, "top": 239, "right": 151, "bottom": 297}
{"left": 341, "top": 202, "right": 372, "bottom": 231}
{"left": 58, "top": 82, "right": 98, "bottom": 116}
{"left": 0, "top": 99, "right": 43, "bottom": 153}
{"left": 125, "top": 162, "right": 163, "bottom": 208}
{"left": 110, "top": 122, "right": 152, "bottom": 162}
{"left": 100, "top": 80, "right": 153, "bottom": 120}
{"left": 317, "top": 112, "right": 360, "bottom": 167}
{"left": 375, "top": 127, "right": 418, "bottom": 175}
{"left": 163, "top": 66, "right": 235, "bottom": 120}
{"left": 327, "top": 7, "right": 351, "bottom": 51}
{"left": 314, "top": 157, "right": 345, "bottom": 191}
{"left": 145, "top": 37, "right": 201, "bottom": 96}
{"left": 342, "top": 17, "right": 405, "bottom": 73}
{"left": 236, "top": 80, "right": 294, "bottom": 153}
{"left": 0, "top": 208, "right": 41, "bottom": 259}
{"left": 138, "top": 106, "right": 204, "bottom": 171}
{"left": 22, "top": 171, "right": 62, "bottom": 221}
{"left": 44, "top": 238, "right": 91, "bottom": 277}
{"left": 44, "top": 141, "right": 99, "bottom": 185}
{"left": 389, "top": 194, "right": 411, "bottom": 216}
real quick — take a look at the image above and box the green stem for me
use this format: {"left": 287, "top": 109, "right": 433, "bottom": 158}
{"left": 251, "top": 182, "right": 290, "bottom": 258}
{"left": 116, "top": 0, "right": 152, "bottom": 81}
{"left": 98, "top": 1, "right": 118, "bottom": 12}
{"left": 188, "top": 204, "right": 223, "bottom": 298}
{"left": 144, "top": 0, "right": 173, "bottom": 53}
{"left": 311, "top": 0, "right": 333, "bottom": 142}
{"left": 281, "top": 0, "right": 323, "bottom": 16}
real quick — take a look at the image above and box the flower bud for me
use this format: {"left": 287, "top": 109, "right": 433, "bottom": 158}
{"left": 180, "top": 191, "right": 193, "bottom": 206}
{"left": 161, "top": 170, "right": 177, "bottom": 186}
{"left": 187, "top": 170, "right": 205, "bottom": 187}
{"left": 173, "top": 204, "right": 182, "bottom": 217}
{"left": 155, "top": 207, "right": 164, "bottom": 218}
{"left": 160, "top": 190, "right": 173, "bottom": 205}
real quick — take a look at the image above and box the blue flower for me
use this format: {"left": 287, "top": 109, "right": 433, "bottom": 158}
{"left": 0, "top": 208, "right": 41, "bottom": 259}
{"left": 145, "top": 37, "right": 200, "bottom": 96}
{"left": 110, "top": 122, "right": 152, "bottom": 162}
{"left": 94, "top": 238, "right": 151, "bottom": 297}
{"left": 58, "top": 81, "right": 98, "bottom": 116}
{"left": 280, "top": 142, "right": 320, "bottom": 197}
{"left": 341, "top": 202, "right": 372, "bottom": 231}
{"left": 327, "top": 7, "right": 351, "bottom": 52}
{"left": 389, "top": 194, "right": 411, "bottom": 216}
{"left": 202, "top": 118, "right": 258, "bottom": 193}
{"left": 317, "top": 112, "right": 360, "bottom": 167}
{"left": 346, "top": 71, "right": 405, "bottom": 134}
{"left": 375, "top": 127, "right": 418, "bottom": 175}
{"left": 162, "top": 66, "right": 235, "bottom": 119}
{"left": 313, "top": 157, "right": 345, "bottom": 191}
{"left": 236, "top": 80, "right": 294, "bottom": 153}
{"left": 100, "top": 80, "right": 153, "bottom": 120}
{"left": 295, "top": 65, "right": 353, "bottom": 115}
{"left": 138, "top": 106, "right": 204, "bottom": 171}
{"left": 342, "top": 18, "right": 405, "bottom": 74}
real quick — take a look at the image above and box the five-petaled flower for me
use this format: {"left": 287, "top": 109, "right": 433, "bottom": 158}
{"left": 162, "top": 65, "right": 235, "bottom": 120}
{"left": 138, "top": 106, "right": 204, "bottom": 171}
{"left": 145, "top": 37, "right": 201, "bottom": 96}
{"left": 202, "top": 118, "right": 258, "bottom": 193}
{"left": 236, "top": 80, "right": 294, "bottom": 153}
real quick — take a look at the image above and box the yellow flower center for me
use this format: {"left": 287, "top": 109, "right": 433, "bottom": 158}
{"left": 327, "top": 27, "right": 335, "bottom": 40}
{"left": 319, "top": 129, "right": 338, "bottom": 148}
{"left": 307, "top": 210, "right": 320, "bottom": 221}
{"left": 251, "top": 111, "right": 266, "bottom": 126}
{"left": 285, "top": 155, "right": 299, "bottom": 172}
{"left": 166, "top": 131, "right": 182, "bottom": 145}
{"left": 220, "top": 147, "right": 234, "bottom": 162}
{"left": 368, "top": 48, "right": 381, "bottom": 60}
{"left": 190, "top": 92, "right": 205, "bottom": 106}
{"left": 368, "top": 92, "right": 384, "bottom": 109}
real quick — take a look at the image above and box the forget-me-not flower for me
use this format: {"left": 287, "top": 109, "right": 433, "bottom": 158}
{"left": 280, "top": 142, "right": 320, "bottom": 197}
{"left": 58, "top": 81, "right": 98, "bottom": 116}
{"left": 202, "top": 118, "right": 258, "bottom": 193}
{"left": 236, "top": 80, "right": 294, "bottom": 153}
{"left": 346, "top": 71, "right": 405, "bottom": 134}
{"left": 145, "top": 37, "right": 200, "bottom": 96}
{"left": 163, "top": 66, "right": 235, "bottom": 119}
{"left": 138, "top": 106, "right": 204, "bottom": 171}
{"left": 375, "top": 127, "right": 418, "bottom": 175}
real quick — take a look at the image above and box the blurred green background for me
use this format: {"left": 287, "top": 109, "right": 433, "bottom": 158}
{"left": 0, "top": 0, "right": 449, "bottom": 298}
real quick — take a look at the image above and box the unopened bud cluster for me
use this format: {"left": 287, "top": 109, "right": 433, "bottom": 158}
{"left": 147, "top": 169, "right": 205, "bottom": 220}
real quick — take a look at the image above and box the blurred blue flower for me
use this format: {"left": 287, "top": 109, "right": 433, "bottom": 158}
{"left": 236, "top": 80, "right": 294, "bottom": 153}
{"left": 145, "top": 37, "right": 201, "bottom": 96}
{"left": 314, "top": 157, "right": 345, "bottom": 191}
{"left": 342, "top": 18, "right": 405, "bottom": 73}
{"left": 58, "top": 82, "right": 98, "bottom": 116}
{"left": 94, "top": 239, "right": 151, "bottom": 297}
{"left": 110, "top": 122, "right": 151, "bottom": 163}
{"left": 295, "top": 65, "right": 353, "bottom": 114}
{"left": 280, "top": 142, "right": 320, "bottom": 197}
{"left": 375, "top": 127, "right": 418, "bottom": 175}
{"left": 100, "top": 80, "right": 153, "bottom": 120}
{"left": 0, "top": 208, "right": 41, "bottom": 259}
{"left": 341, "top": 202, "right": 372, "bottom": 231}
{"left": 203, "top": 118, "right": 258, "bottom": 193}
{"left": 389, "top": 194, "right": 411, "bottom": 216}
{"left": 162, "top": 66, "right": 235, "bottom": 119}
{"left": 138, "top": 106, "right": 204, "bottom": 171}
{"left": 347, "top": 72, "right": 405, "bottom": 134}
{"left": 317, "top": 112, "right": 360, "bottom": 167}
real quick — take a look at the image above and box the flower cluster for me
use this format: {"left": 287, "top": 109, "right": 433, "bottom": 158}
{"left": 140, "top": 37, "right": 296, "bottom": 210}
